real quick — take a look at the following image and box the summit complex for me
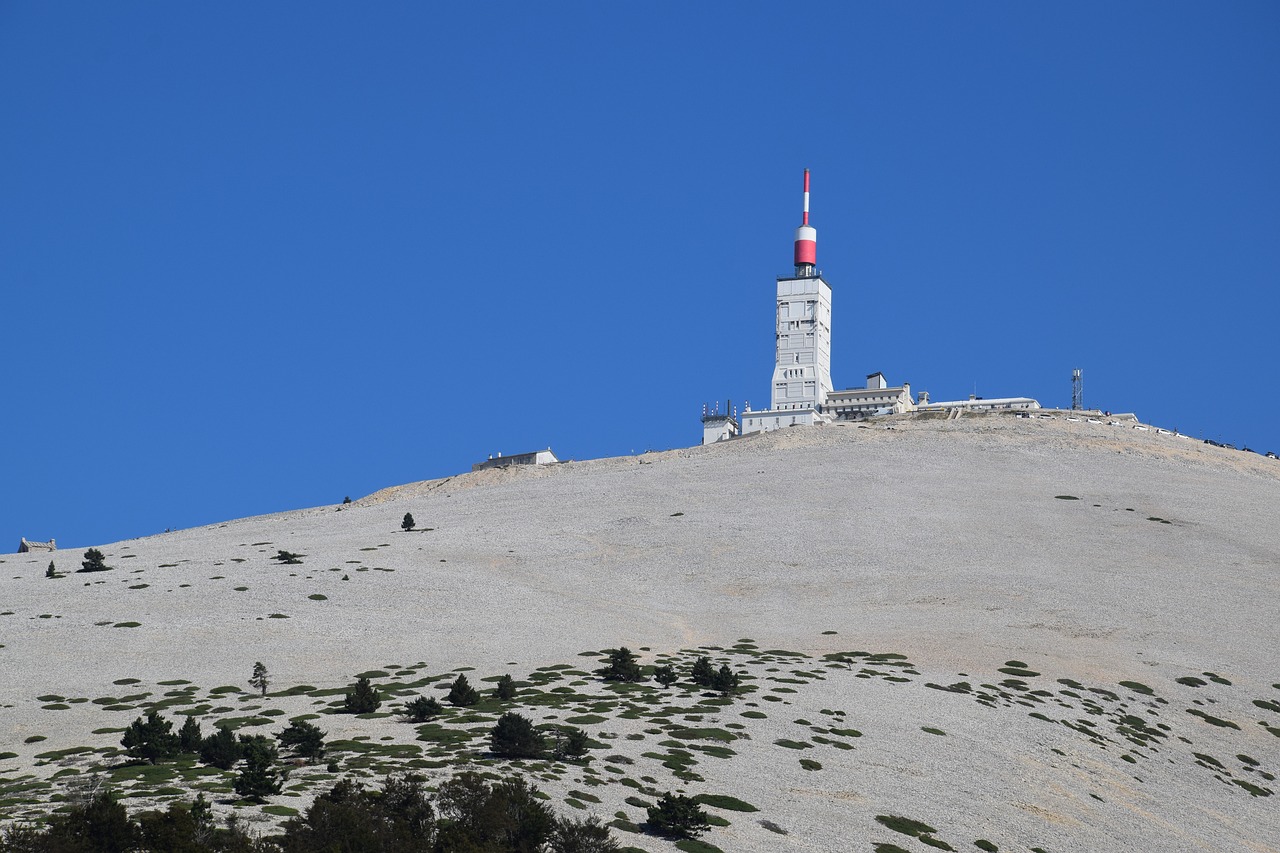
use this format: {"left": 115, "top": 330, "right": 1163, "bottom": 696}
{"left": 701, "top": 170, "right": 1042, "bottom": 445}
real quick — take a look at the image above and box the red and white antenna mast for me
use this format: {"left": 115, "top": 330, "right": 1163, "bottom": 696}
{"left": 793, "top": 168, "right": 817, "bottom": 277}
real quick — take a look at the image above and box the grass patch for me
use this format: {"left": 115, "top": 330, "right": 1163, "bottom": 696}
{"left": 113, "top": 622, "right": 142, "bottom": 628}
{"left": 261, "top": 805, "right": 299, "bottom": 816}
{"left": 774, "top": 739, "right": 811, "bottom": 750}
{"left": 921, "top": 727, "right": 946, "bottom": 736}
{"left": 876, "top": 815, "right": 937, "bottom": 836}
{"left": 693, "top": 794, "right": 758, "bottom": 812}
{"left": 1187, "top": 709, "right": 1240, "bottom": 730}
{"left": 308, "top": 594, "right": 328, "bottom": 601}
{"left": 674, "top": 840, "right": 723, "bottom": 853}
{"left": 1119, "top": 681, "right": 1155, "bottom": 695}
{"left": 799, "top": 758, "right": 822, "bottom": 771}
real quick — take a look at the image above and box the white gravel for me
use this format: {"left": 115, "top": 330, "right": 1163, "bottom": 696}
{"left": 1, "top": 412, "right": 1277, "bottom": 851}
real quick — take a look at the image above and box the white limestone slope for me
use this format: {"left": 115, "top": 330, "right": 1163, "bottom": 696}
{"left": 1, "top": 414, "right": 1278, "bottom": 852}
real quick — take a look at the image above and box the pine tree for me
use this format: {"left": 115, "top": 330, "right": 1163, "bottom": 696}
{"left": 710, "top": 664, "right": 740, "bottom": 696}
{"left": 199, "top": 725, "right": 242, "bottom": 770}
{"left": 344, "top": 676, "right": 382, "bottom": 714}
{"left": 653, "top": 664, "right": 678, "bottom": 688}
{"left": 404, "top": 695, "right": 444, "bottom": 722}
{"left": 490, "top": 712, "right": 545, "bottom": 759}
{"left": 121, "top": 711, "right": 180, "bottom": 764}
{"left": 234, "top": 751, "right": 282, "bottom": 801}
{"left": 552, "top": 815, "right": 621, "bottom": 852}
{"left": 646, "top": 792, "right": 710, "bottom": 839}
{"left": 178, "top": 715, "right": 203, "bottom": 753}
{"left": 495, "top": 674, "right": 517, "bottom": 700}
{"left": 690, "top": 656, "right": 716, "bottom": 687}
{"left": 79, "top": 548, "right": 110, "bottom": 573}
{"left": 555, "top": 727, "right": 590, "bottom": 761}
{"left": 276, "top": 720, "right": 326, "bottom": 762}
{"left": 45, "top": 561, "right": 55, "bottom": 578}
{"left": 446, "top": 673, "right": 479, "bottom": 706}
{"left": 249, "top": 661, "right": 269, "bottom": 697}
{"left": 599, "top": 647, "right": 645, "bottom": 682}
{"left": 401, "top": 512, "right": 416, "bottom": 531}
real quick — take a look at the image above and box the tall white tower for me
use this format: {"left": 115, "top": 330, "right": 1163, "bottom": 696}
{"left": 770, "top": 169, "right": 833, "bottom": 412}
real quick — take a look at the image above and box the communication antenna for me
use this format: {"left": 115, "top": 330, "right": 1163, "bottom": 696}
{"left": 1071, "top": 368, "right": 1083, "bottom": 411}
{"left": 794, "top": 169, "right": 817, "bottom": 277}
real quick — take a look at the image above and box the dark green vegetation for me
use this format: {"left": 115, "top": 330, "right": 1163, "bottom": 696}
{"left": 276, "top": 720, "right": 326, "bottom": 762}
{"left": 1, "top": 773, "right": 621, "bottom": 852}
{"left": 490, "top": 712, "right": 546, "bottom": 759}
{"left": 599, "top": 648, "right": 645, "bottom": 683}
{"left": 249, "top": 662, "right": 269, "bottom": 698}
{"left": 343, "top": 676, "right": 382, "bottom": 714}
{"left": 646, "top": 792, "right": 710, "bottom": 839}
{"left": 403, "top": 695, "right": 444, "bottom": 722}
{"left": 446, "top": 673, "right": 480, "bottom": 707}
{"left": 1, "top": 639, "right": 1272, "bottom": 852}
{"left": 77, "top": 548, "right": 110, "bottom": 573}
{"left": 401, "top": 512, "right": 415, "bottom": 531}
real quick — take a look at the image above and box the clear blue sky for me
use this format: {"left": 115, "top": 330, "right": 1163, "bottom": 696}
{"left": 3, "top": 3, "right": 1278, "bottom": 550}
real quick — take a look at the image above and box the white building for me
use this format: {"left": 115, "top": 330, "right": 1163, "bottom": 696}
{"left": 472, "top": 448, "right": 559, "bottom": 472}
{"left": 916, "top": 395, "right": 1040, "bottom": 413}
{"left": 732, "top": 170, "right": 835, "bottom": 441}
{"left": 827, "top": 372, "right": 917, "bottom": 420}
{"left": 701, "top": 401, "right": 740, "bottom": 444}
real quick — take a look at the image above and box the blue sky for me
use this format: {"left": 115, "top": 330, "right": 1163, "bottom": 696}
{"left": 3, "top": 3, "right": 1278, "bottom": 549}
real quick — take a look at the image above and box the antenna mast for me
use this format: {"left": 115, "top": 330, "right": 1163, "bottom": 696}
{"left": 793, "top": 169, "right": 816, "bottom": 277}
{"left": 1071, "top": 369, "right": 1083, "bottom": 411}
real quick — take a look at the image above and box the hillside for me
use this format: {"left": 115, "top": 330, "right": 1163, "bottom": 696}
{"left": 2, "top": 413, "right": 1278, "bottom": 852}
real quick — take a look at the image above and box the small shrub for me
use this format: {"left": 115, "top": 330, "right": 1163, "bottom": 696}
{"left": 404, "top": 695, "right": 444, "bottom": 722}
{"left": 555, "top": 727, "right": 590, "bottom": 761}
{"left": 273, "top": 550, "right": 303, "bottom": 565}
{"left": 654, "top": 664, "right": 678, "bottom": 688}
{"left": 646, "top": 792, "right": 710, "bottom": 839}
{"left": 551, "top": 815, "right": 621, "bottom": 851}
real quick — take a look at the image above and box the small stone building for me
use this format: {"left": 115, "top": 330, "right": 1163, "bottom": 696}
{"left": 18, "top": 537, "right": 56, "bottom": 553}
{"left": 472, "top": 448, "right": 560, "bottom": 472}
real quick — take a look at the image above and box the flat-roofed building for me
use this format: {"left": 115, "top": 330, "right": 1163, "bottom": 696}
{"left": 826, "top": 372, "right": 916, "bottom": 420}
{"left": 472, "top": 449, "right": 559, "bottom": 472}
{"left": 917, "top": 396, "right": 1041, "bottom": 413}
